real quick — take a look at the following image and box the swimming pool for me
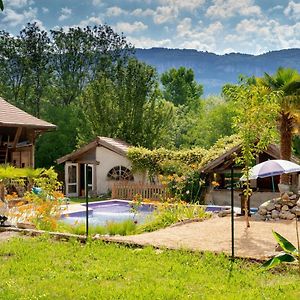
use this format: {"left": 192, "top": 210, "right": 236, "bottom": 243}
{"left": 61, "top": 200, "right": 154, "bottom": 226}
{"left": 61, "top": 200, "right": 258, "bottom": 226}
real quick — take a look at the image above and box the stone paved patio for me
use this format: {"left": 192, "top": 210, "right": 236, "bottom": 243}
{"left": 107, "top": 216, "right": 299, "bottom": 260}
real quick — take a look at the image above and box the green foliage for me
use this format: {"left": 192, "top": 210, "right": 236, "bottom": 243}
{"left": 58, "top": 219, "right": 137, "bottom": 236}
{"left": 0, "top": 23, "right": 133, "bottom": 168}
{"left": 185, "top": 96, "right": 237, "bottom": 148}
{"left": 161, "top": 66, "right": 203, "bottom": 106}
{"left": 0, "top": 1, "right": 3, "bottom": 11}
{"left": 225, "top": 84, "right": 280, "bottom": 225}
{"left": 262, "top": 230, "right": 299, "bottom": 271}
{"left": 35, "top": 104, "right": 79, "bottom": 168}
{"left": 78, "top": 59, "right": 175, "bottom": 149}
{"left": 199, "top": 134, "right": 241, "bottom": 168}
{"left": 128, "top": 146, "right": 207, "bottom": 175}
{"left": 50, "top": 25, "right": 133, "bottom": 107}
{"left": 137, "top": 202, "right": 208, "bottom": 233}
{"left": 128, "top": 136, "right": 243, "bottom": 202}
{"left": 258, "top": 67, "right": 300, "bottom": 180}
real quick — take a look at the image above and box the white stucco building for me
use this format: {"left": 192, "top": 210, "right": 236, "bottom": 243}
{"left": 57, "top": 137, "right": 144, "bottom": 197}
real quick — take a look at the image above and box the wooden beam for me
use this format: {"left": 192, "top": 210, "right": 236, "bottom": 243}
{"left": 12, "top": 127, "right": 22, "bottom": 148}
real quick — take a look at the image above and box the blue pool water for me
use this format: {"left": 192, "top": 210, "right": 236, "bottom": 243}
{"left": 61, "top": 200, "right": 258, "bottom": 226}
{"left": 61, "top": 200, "right": 154, "bottom": 226}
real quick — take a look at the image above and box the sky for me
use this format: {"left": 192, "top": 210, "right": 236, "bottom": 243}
{"left": 0, "top": 0, "right": 300, "bottom": 55}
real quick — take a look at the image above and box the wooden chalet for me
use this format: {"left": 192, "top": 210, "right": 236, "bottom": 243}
{"left": 0, "top": 97, "right": 56, "bottom": 167}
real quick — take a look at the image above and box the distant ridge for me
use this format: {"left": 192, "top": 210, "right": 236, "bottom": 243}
{"left": 134, "top": 48, "right": 300, "bottom": 95}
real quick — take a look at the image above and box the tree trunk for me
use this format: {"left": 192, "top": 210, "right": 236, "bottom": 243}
{"left": 280, "top": 112, "right": 293, "bottom": 184}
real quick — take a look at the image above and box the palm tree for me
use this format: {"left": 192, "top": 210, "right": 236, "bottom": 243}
{"left": 259, "top": 67, "right": 300, "bottom": 184}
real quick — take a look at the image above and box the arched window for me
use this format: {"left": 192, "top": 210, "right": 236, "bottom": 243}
{"left": 107, "top": 166, "right": 134, "bottom": 181}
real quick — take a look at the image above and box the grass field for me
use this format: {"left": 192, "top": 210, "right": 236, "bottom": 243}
{"left": 0, "top": 236, "right": 299, "bottom": 299}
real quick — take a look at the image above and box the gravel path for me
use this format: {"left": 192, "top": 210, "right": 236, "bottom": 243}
{"left": 108, "top": 216, "right": 299, "bottom": 260}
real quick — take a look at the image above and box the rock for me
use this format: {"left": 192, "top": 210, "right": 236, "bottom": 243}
{"left": 279, "top": 212, "right": 287, "bottom": 219}
{"left": 287, "top": 191, "right": 294, "bottom": 196}
{"left": 17, "top": 222, "right": 36, "bottom": 229}
{"left": 281, "top": 205, "right": 289, "bottom": 211}
{"left": 251, "top": 214, "right": 266, "bottom": 221}
{"left": 258, "top": 208, "right": 267, "bottom": 215}
{"left": 218, "top": 209, "right": 231, "bottom": 217}
{"left": 271, "top": 210, "right": 279, "bottom": 219}
{"left": 266, "top": 203, "right": 276, "bottom": 211}
{"left": 286, "top": 212, "right": 295, "bottom": 220}
{"left": 287, "top": 200, "right": 297, "bottom": 206}
{"left": 281, "top": 193, "right": 290, "bottom": 201}
{"left": 294, "top": 208, "right": 300, "bottom": 216}
{"left": 289, "top": 194, "right": 297, "bottom": 200}
{"left": 275, "top": 204, "right": 282, "bottom": 210}
{"left": 297, "top": 199, "right": 300, "bottom": 207}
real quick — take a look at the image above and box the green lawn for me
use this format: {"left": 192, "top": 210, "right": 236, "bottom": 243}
{"left": 0, "top": 237, "right": 299, "bottom": 299}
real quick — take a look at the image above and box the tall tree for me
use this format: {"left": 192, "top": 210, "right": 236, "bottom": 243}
{"left": 161, "top": 67, "right": 203, "bottom": 107}
{"left": 19, "top": 22, "right": 52, "bottom": 117}
{"left": 0, "top": 30, "right": 26, "bottom": 105}
{"left": 0, "top": 23, "right": 51, "bottom": 117}
{"left": 226, "top": 84, "right": 280, "bottom": 227}
{"left": 185, "top": 96, "right": 236, "bottom": 148}
{"left": 50, "top": 25, "right": 133, "bottom": 106}
{"left": 259, "top": 68, "right": 300, "bottom": 184}
{"left": 79, "top": 59, "right": 175, "bottom": 149}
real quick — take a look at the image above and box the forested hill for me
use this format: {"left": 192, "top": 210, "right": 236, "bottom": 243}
{"left": 134, "top": 48, "right": 300, "bottom": 95}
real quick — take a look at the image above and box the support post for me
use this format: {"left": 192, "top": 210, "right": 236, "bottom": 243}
{"left": 85, "top": 164, "right": 89, "bottom": 238}
{"left": 231, "top": 166, "right": 235, "bottom": 261}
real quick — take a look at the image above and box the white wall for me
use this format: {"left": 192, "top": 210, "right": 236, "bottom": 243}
{"left": 95, "top": 147, "right": 145, "bottom": 194}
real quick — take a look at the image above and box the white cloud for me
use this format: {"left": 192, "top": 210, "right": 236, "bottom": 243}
{"left": 58, "top": 7, "right": 72, "bottom": 22}
{"left": 8, "top": 0, "right": 33, "bottom": 9}
{"left": 158, "top": 0, "right": 205, "bottom": 11}
{"left": 284, "top": 1, "right": 300, "bottom": 20}
{"left": 268, "top": 5, "right": 283, "bottom": 12}
{"left": 52, "top": 16, "right": 102, "bottom": 32}
{"left": 42, "top": 7, "right": 49, "bottom": 13}
{"left": 106, "top": 6, "right": 127, "bottom": 17}
{"left": 131, "top": 8, "right": 155, "bottom": 17}
{"left": 176, "top": 18, "right": 192, "bottom": 38}
{"left": 114, "top": 21, "right": 148, "bottom": 33}
{"left": 127, "top": 36, "right": 172, "bottom": 48}
{"left": 78, "top": 16, "right": 102, "bottom": 27}
{"left": 176, "top": 19, "right": 223, "bottom": 52}
{"left": 206, "top": 0, "right": 261, "bottom": 19}
{"left": 229, "top": 18, "right": 300, "bottom": 54}
{"left": 153, "top": 6, "right": 178, "bottom": 24}
{"left": 92, "top": 0, "right": 102, "bottom": 6}
{"left": 2, "top": 7, "right": 37, "bottom": 27}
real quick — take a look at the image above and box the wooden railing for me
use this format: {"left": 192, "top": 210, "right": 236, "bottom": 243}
{"left": 111, "top": 181, "right": 168, "bottom": 200}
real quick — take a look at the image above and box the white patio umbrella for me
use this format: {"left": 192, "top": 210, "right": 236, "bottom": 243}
{"left": 240, "top": 159, "right": 300, "bottom": 181}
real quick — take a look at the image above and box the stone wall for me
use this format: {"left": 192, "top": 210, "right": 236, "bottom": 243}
{"left": 255, "top": 192, "right": 300, "bottom": 221}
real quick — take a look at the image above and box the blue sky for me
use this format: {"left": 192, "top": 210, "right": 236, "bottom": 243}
{"left": 1, "top": 0, "right": 300, "bottom": 54}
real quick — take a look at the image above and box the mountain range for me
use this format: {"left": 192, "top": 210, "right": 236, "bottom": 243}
{"left": 135, "top": 48, "right": 300, "bottom": 95}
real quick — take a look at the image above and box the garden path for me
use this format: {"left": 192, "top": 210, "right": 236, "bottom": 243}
{"left": 107, "top": 216, "right": 299, "bottom": 260}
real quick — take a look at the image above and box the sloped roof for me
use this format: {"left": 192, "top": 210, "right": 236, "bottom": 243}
{"left": 200, "top": 143, "right": 299, "bottom": 173}
{"left": 56, "top": 136, "right": 131, "bottom": 164}
{"left": 0, "top": 97, "right": 56, "bottom": 129}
